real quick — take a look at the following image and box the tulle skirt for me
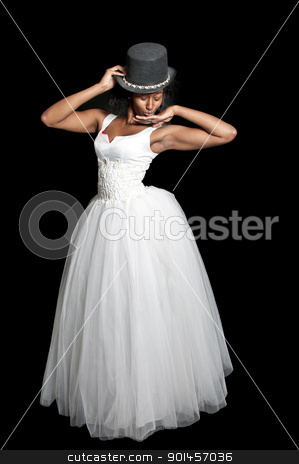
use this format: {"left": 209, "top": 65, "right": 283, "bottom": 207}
{"left": 40, "top": 186, "right": 233, "bottom": 441}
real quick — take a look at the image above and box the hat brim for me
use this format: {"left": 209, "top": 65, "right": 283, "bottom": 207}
{"left": 115, "top": 67, "right": 176, "bottom": 94}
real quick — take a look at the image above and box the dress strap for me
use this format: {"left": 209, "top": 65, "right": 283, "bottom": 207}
{"left": 101, "top": 114, "right": 118, "bottom": 132}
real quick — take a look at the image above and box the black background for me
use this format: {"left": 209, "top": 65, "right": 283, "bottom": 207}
{"left": 2, "top": 0, "right": 299, "bottom": 451}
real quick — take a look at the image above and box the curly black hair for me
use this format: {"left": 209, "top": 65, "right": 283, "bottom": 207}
{"left": 106, "top": 80, "right": 179, "bottom": 117}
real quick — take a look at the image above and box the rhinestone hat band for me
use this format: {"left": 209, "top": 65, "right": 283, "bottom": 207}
{"left": 122, "top": 74, "right": 171, "bottom": 90}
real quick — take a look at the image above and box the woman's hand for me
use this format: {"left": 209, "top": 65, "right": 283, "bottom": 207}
{"left": 98, "top": 65, "right": 126, "bottom": 91}
{"left": 134, "top": 106, "right": 176, "bottom": 127}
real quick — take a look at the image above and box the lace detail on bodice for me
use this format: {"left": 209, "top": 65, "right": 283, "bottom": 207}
{"left": 97, "top": 158, "right": 150, "bottom": 204}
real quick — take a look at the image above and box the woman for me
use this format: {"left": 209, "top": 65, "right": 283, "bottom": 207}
{"left": 40, "top": 43, "right": 236, "bottom": 442}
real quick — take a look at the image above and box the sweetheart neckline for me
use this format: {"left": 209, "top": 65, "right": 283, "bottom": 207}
{"left": 99, "top": 126, "right": 154, "bottom": 144}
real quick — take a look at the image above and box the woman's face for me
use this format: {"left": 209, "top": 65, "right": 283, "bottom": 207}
{"left": 130, "top": 90, "right": 164, "bottom": 117}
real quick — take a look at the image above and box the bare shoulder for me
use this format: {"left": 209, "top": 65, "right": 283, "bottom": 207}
{"left": 91, "top": 109, "right": 109, "bottom": 134}
{"left": 150, "top": 124, "right": 183, "bottom": 153}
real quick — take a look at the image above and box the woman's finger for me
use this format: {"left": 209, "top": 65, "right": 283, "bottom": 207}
{"left": 110, "top": 65, "right": 126, "bottom": 74}
{"left": 133, "top": 117, "right": 152, "bottom": 125}
{"left": 135, "top": 115, "right": 160, "bottom": 121}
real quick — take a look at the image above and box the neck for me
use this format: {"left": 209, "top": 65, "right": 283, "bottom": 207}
{"left": 126, "top": 105, "right": 137, "bottom": 125}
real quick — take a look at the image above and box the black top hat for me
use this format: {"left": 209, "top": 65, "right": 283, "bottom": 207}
{"left": 115, "top": 42, "right": 176, "bottom": 94}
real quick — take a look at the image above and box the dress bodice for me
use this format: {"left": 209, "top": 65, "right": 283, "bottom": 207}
{"left": 94, "top": 114, "right": 159, "bottom": 204}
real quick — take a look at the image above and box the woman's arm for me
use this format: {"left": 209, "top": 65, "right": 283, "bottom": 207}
{"left": 136, "top": 105, "right": 237, "bottom": 152}
{"left": 41, "top": 66, "right": 126, "bottom": 133}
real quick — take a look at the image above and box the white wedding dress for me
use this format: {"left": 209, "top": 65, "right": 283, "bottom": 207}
{"left": 40, "top": 113, "right": 233, "bottom": 442}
